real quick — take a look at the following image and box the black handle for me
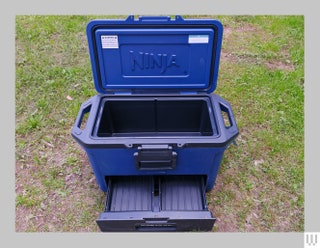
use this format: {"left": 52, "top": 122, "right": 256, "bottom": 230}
{"left": 72, "top": 98, "right": 93, "bottom": 136}
{"left": 211, "top": 94, "right": 239, "bottom": 145}
{"left": 135, "top": 218, "right": 176, "bottom": 231}
{"left": 134, "top": 145, "right": 177, "bottom": 170}
{"left": 135, "top": 223, "right": 177, "bottom": 232}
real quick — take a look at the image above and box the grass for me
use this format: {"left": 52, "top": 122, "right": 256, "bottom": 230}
{"left": 15, "top": 15, "right": 304, "bottom": 232}
{"left": 209, "top": 15, "right": 304, "bottom": 232}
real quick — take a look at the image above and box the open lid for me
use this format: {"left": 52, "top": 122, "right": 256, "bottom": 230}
{"left": 86, "top": 15, "right": 223, "bottom": 94}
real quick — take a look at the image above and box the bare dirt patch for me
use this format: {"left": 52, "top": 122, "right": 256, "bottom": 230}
{"left": 265, "top": 61, "right": 295, "bottom": 71}
{"left": 222, "top": 25, "right": 295, "bottom": 72}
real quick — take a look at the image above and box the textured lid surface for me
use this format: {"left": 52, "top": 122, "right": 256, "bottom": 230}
{"left": 86, "top": 15, "right": 223, "bottom": 94}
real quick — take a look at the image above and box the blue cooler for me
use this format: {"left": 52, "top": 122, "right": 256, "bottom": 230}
{"left": 71, "top": 15, "right": 238, "bottom": 232}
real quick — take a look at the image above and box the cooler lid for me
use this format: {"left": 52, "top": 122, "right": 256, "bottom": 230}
{"left": 86, "top": 15, "right": 223, "bottom": 94}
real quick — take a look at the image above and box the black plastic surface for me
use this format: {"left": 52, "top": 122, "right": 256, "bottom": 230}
{"left": 161, "top": 176, "right": 204, "bottom": 211}
{"left": 97, "top": 175, "right": 215, "bottom": 232}
{"left": 107, "top": 176, "right": 152, "bottom": 211}
{"left": 96, "top": 98, "right": 214, "bottom": 137}
{"left": 72, "top": 94, "right": 239, "bottom": 148}
{"left": 134, "top": 145, "right": 177, "bottom": 170}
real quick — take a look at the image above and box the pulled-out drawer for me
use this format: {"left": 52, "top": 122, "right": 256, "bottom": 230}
{"left": 96, "top": 175, "right": 215, "bottom": 232}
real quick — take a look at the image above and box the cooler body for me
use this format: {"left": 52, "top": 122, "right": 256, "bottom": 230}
{"left": 72, "top": 93, "right": 238, "bottom": 192}
{"left": 71, "top": 15, "right": 239, "bottom": 232}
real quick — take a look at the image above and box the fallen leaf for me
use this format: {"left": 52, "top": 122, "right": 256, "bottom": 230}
{"left": 254, "top": 159, "right": 264, "bottom": 166}
{"left": 66, "top": 95, "right": 73, "bottom": 101}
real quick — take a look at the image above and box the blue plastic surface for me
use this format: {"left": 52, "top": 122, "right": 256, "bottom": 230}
{"left": 84, "top": 146, "right": 225, "bottom": 192}
{"left": 71, "top": 93, "right": 239, "bottom": 192}
{"left": 72, "top": 15, "right": 238, "bottom": 193}
{"left": 86, "top": 15, "right": 223, "bottom": 94}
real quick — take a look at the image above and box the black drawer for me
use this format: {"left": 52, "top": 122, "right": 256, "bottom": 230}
{"left": 96, "top": 175, "right": 215, "bottom": 232}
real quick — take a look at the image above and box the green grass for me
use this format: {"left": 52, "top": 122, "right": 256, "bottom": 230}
{"left": 209, "top": 15, "right": 304, "bottom": 232}
{"left": 15, "top": 15, "right": 304, "bottom": 232}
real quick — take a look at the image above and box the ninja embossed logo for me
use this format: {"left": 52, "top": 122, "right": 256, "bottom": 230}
{"left": 129, "top": 50, "right": 180, "bottom": 74}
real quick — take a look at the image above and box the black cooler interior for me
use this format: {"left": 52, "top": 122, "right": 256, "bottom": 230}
{"left": 95, "top": 98, "right": 217, "bottom": 137}
{"left": 97, "top": 175, "right": 215, "bottom": 232}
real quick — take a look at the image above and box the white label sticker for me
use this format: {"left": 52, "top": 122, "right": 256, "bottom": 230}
{"left": 188, "top": 35, "right": 209, "bottom": 44}
{"left": 101, "top": 35, "right": 119, "bottom": 49}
